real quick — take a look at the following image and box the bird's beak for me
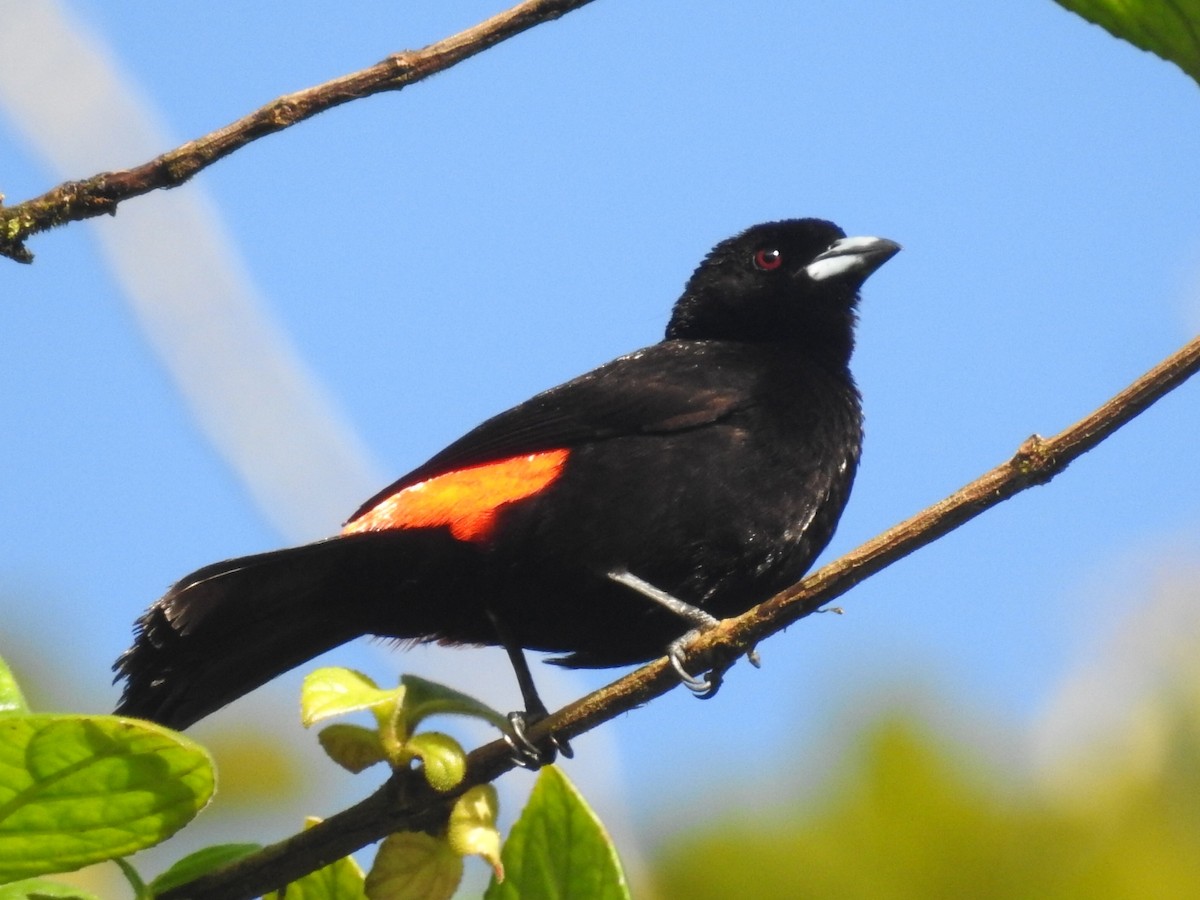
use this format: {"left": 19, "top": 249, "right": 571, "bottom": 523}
{"left": 804, "top": 235, "right": 901, "bottom": 283}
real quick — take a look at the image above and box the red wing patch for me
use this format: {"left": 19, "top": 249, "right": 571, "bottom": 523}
{"left": 342, "top": 449, "right": 570, "bottom": 543}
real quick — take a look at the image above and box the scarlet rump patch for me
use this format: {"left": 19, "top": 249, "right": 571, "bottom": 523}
{"left": 342, "top": 449, "right": 569, "bottom": 542}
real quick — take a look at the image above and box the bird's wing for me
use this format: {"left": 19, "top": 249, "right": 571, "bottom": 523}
{"left": 347, "top": 340, "right": 756, "bottom": 523}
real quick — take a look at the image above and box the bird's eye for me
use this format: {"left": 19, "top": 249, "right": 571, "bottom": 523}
{"left": 753, "top": 248, "right": 783, "bottom": 271}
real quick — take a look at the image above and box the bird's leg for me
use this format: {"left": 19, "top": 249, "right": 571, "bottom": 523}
{"left": 607, "top": 568, "right": 759, "bottom": 699}
{"left": 486, "top": 610, "right": 572, "bottom": 768}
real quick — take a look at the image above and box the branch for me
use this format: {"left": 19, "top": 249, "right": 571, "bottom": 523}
{"left": 163, "top": 331, "right": 1200, "bottom": 899}
{"left": 0, "top": 0, "right": 597, "bottom": 264}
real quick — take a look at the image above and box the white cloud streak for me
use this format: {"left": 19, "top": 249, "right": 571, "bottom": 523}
{"left": 0, "top": 1, "right": 636, "bottom": 871}
{"left": 0, "top": 0, "right": 381, "bottom": 542}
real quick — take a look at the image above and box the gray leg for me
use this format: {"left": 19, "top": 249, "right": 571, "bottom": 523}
{"left": 607, "top": 568, "right": 746, "bottom": 698}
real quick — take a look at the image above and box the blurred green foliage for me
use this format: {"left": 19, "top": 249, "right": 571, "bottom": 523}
{"left": 654, "top": 704, "right": 1200, "bottom": 899}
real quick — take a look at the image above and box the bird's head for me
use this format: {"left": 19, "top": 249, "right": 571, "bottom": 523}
{"left": 667, "top": 218, "right": 900, "bottom": 367}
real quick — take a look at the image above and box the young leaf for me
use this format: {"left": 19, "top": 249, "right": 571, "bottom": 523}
{"left": 447, "top": 785, "right": 502, "bottom": 880}
{"left": 1054, "top": 0, "right": 1200, "bottom": 86}
{"left": 318, "top": 724, "right": 388, "bottom": 774}
{"left": 404, "top": 732, "right": 466, "bottom": 792}
{"left": 0, "top": 715, "right": 214, "bottom": 882}
{"left": 148, "top": 843, "right": 263, "bottom": 896}
{"left": 0, "top": 656, "right": 29, "bottom": 717}
{"left": 485, "top": 766, "right": 629, "bottom": 900}
{"left": 399, "top": 675, "right": 510, "bottom": 732}
{"left": 365, "top": 832, "right": 462, "bottom": 900}
{"left": 301, "top": 668, "right": 404, "bottom": 727}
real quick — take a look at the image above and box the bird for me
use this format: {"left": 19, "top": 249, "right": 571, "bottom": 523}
{"left": 114, "top": 218, "right": 899, "bottom": 746}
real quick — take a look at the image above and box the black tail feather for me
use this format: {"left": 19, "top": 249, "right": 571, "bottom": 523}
{"left": 114, "top": 530, "right": 484, "bottom": 730}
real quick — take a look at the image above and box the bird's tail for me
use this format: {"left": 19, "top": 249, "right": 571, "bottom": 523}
{"left": 114, "top": 530, "right": 483, "bottom": 730}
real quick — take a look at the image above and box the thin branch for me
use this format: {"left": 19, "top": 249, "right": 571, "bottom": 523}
{"left": 0, "top": 0, "right": 597, "bottom": 264}
{"left": 163, "top": 332, "right": 1200, "bottom": 900}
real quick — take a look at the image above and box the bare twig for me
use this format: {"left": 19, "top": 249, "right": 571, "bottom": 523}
{"left": 0, "top": 0, "right": 597, "bottom": 264}
{"left": 162, "top": 332, "right": 1200, "bottom": 900}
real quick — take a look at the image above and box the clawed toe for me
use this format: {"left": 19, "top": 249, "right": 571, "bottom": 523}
{"left": 667, "top": 629, "right": 762, "bottom": 699}
{"left": 667, "top": 631, "right": 723, "bottom": 698}
{"left": 504, "top": 710, "right": 573, "bottom": 769}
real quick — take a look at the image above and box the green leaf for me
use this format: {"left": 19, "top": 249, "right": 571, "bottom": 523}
{"left": 405, "top": 733, "right": 466, "bottom": 792}
{"left": 0, "top": 656, "right": 29, "bottom": 717}
{"left": 399, "top": 675, "right": 509, "bottom": 733}
{"left": 0, "top": 878, "right": 100, "bottom": 900}
{"left": 1054, "top": 0, "right": 1200, "bottom": 85}
{"left": 485, "top": 766, "right": 629, "bottom": 900}
{"left": 365, "top": 832, "right": 462, "bottom": 900}
{"left": 264, "top": 847, "right": 366, "bottom": 900}
{"left": 148, "top": 843, "right": 262, "bottom": 896}
{"left": 249, "top": 820, "right": 368, "bottom": 900}
{"left": 317, "top": 724, "right": 387, "bottom": 774}
{"left": 0, "top": 715, "right": 214, "bottom": 882}
{"left": 301, "top": 668, "right": 404, "bottom": 727}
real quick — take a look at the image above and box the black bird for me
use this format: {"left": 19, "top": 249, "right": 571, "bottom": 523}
{"left": 115, "top": 218, "right": 899, "bottom": 738}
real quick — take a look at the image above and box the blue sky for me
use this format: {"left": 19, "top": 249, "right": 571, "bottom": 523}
{"left": 2, "top": 0, "right": 1199, "bottom": 866}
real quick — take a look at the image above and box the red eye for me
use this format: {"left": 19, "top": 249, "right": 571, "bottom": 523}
{"left": 753, "top": 248, "right": 783, "bottom": 271}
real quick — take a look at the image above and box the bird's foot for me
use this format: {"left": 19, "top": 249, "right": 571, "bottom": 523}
{"left": 504, "top": 709, "right": 574, "bottom": 769}
{"left": 666, "top": 629, "right": 760, "bottom": 699}
{"left": 667, "top": 629, "right": 724, "bottom": 698}
{"left": 608, "top": 567, "right": 761, "bottom": 698}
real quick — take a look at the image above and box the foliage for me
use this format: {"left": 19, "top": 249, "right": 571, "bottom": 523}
{"left": 262, "top": 821, "right": 367, "bottom": 900}
{"left": 302, "top": 667, "right": 507, "bottom": 790}
{"left": 1054, "top": 0, "right": 1200, "bottom": 85}
{"left": 0, "top": 879, "right": 101, "bottom": 900}
{"left": 0, "top": 657, "right": 213, "bottom": 888}
{"left": 2, "top": 1, "right": 1197, "bottom": 897}
{"left": 149, "top": 845, "right": 264, "bottom": 897}
{"left": 0, "top": 657, "right": 629, "bottom": 899}
{"left": 300, "top": 668, "right": 632, "bottom": 897}
{"left": 486, "top": 765, "right": 630, "bottom": 900}
{"left": 654, "top": 710, "right": 1200, "bottom": 899}
{"left": 301, "top": 666, "right": 505, "bottom": 898}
